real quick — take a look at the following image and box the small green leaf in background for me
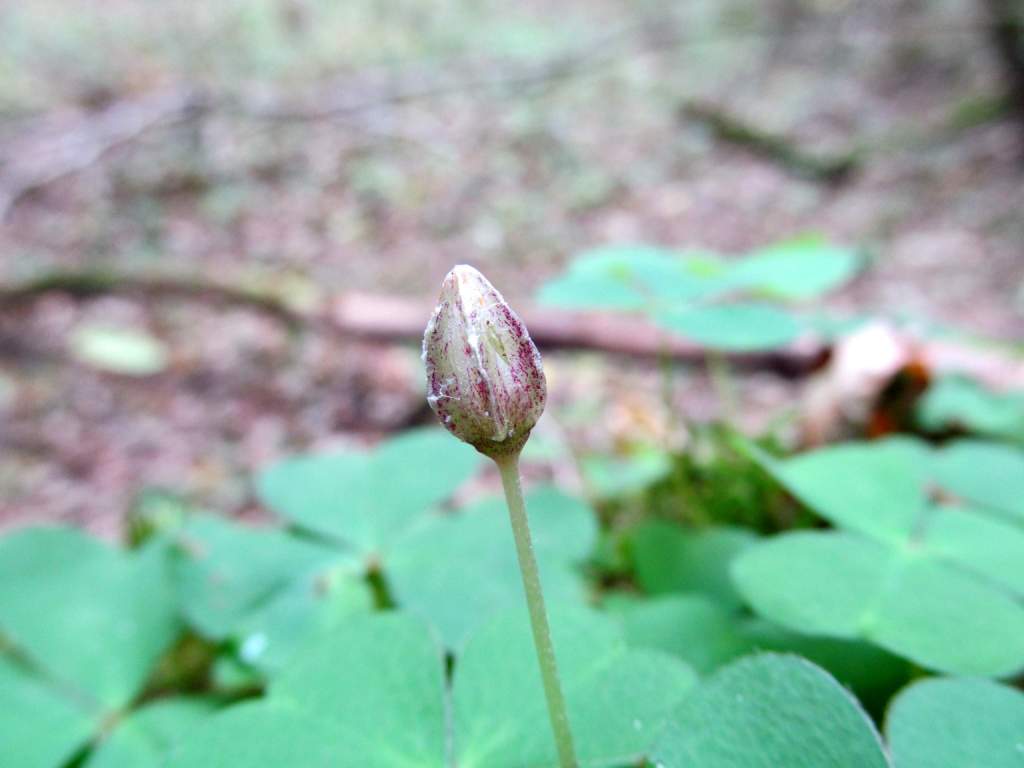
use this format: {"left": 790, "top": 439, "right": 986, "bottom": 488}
{"left": 653, "top": 654, "right": 889, "bottom": 768}
{"left": 916, "top": 376, "right": 1024, "bottom": 443}
{"left": 453, "top": 606, "right": 696, "bottom": 767}
{"left": 611, "top": 594, "right": 909, "bottom": 710}
{"left": 654, "top": 302, "right": 802, "bottom": 351}
{"left": 233, "top": 572, "right": 373, "bottom": 674}
{"left": 167, "top": 613, "right": 447, "bottom": 768}
{"left": 743, "top": 437, "right": 929, "bottom": 542}
{"left": 613, "top": 594, "right": 750, "bottom": 675}
{"left": 725, "top": 236, "right": 863, "bottom": 300}
{"left": 167, "top": 608, "right": 694, "bottom": 768}
{"left": 0, "top": 656, "right": 98, "bottom": 768}
{"left": 85, "top": 698, "right": 218, "bottom": 768}
{"left": 166, "top": 701, "right": 341, "bottom": 768}
{"left": 256, "top": 428, "right": 483, "bottom": 556}
{"left": 738, "top": 621, "right": 910, "bottom": 716}
{"left": 537, "top": 246, "right": 727, "bottom": 311}
{"left": 931, "top": 440, "right": 1024, "bottom": 524}
{"left": 632, "top": 521, "right": 758, "bottom": 609}
{"left": 171, "top": 514, "right": 354, "bottom": 641}
{"left": 272, "top": 613, "right": 448, "bottom": 765}
{"left": 921, "top": 506, "right": 1024, "bottom": 598}
{"left": 69, "top": 323, "right": 169, "bottom": 376}
{"left": 387, "top": 487, "right": 597, "bottom": 648}
{"left": 732, "top": 530, "right": 1024, "bottom": 676}
{"left": 0, "top": 527, "right": 180, "bottom": 709}
{"left": 886, "top": 677, "right": 1024, "bottom": 768}
{"left": 579, "top": 447, "right": 673, "bottom": 499}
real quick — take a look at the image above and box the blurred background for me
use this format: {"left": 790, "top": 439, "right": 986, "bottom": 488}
{"left": 0, "top": 0, "right": 1022, "bottom": 537}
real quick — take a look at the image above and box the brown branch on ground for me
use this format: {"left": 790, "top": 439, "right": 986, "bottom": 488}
{"left": 4, "top": 271, "right": 1023, "bottom": 389}
{"left": 0, "top": 270, "right": 826, "bottom": 376}
{"left": 981, "top": 0, "right": 1024, "bottom": 155}
{"left": 679, "top": 100, "right": 860, "bottom": 184}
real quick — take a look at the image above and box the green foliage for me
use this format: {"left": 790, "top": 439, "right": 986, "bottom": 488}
{"left": 387, "top": 487, "right": 597, "bottom": 649}
{"left": 256, "top": 427, "right": 483, "bottom": 555}
{"left": 639, "top": 426, "right": 801, "bottom": 532}
{"left": 886, "top": 677, "right": 1024, "bottom": 768}
{"left": 0, "top": 527, "right": 180, "bottom": 710}
{"left": 4, "top": 421, "right": 1024, "bottom": 766}
{"left": 736, "top": 437, "right": 1024, "bottom": 675}
{"left": 0, "top": 656, "right": 97, "bottom": 768}
{"left": 613, "top": 594, "right": 909, "bottom": 712}
{"left": 723, "top": 237, "right": 863, "bottom": 300}
{"left": 917, "top": 376, "right": 1024, "bottom": 443}
{"left": 579, "top": 447, "right": 673, "bottom": 500}
{"left": 631, "top": 521, "right": 757, "bottom": 609}
{"left": 653, "top": 654, "right": 889, "bottom": 768}
{"left": 931, "top": 439, "right": 1024, "bottom": 524}
{"left": 538, "top": 237, "right": 863, "bottom": 350}
{"left": 733, "top": 530, "right": 1024, "bottom": 676}
{"left": 166, "top": 609, "right": 694, "bottom": 768}
{"left": 170, "top": 514, "right": 355, "bottom": 641}
{"left": 85, "top": 698, "right": 218, "bottom": 768}
{"left": 654, "top": 302, "right": 802, "bottom": 351}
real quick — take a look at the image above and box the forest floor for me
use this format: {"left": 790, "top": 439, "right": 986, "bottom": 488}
{"left": 0, "top": 0, "right": 1021, "bottom": 535}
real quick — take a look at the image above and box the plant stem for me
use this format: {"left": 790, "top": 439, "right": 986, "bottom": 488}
{"left": 495, "top": 453, "right": 579, "bottom": 768}
{"left": 709, "top": 351, "right": 738, "bottom": 423}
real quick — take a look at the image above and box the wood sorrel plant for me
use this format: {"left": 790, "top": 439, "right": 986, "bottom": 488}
{"left": 423, "top": 264, "right": 578, "bottom": 768}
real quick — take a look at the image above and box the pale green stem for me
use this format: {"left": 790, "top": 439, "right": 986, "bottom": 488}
{"left": 495, "top": 452, "right": 579, "bottom": 768}
{"left": 708, "top": 351, "right": 738, "bottom": 423}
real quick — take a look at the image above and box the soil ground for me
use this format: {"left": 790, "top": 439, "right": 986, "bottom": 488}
{"left": 0, "top": 0, "right": 1021, "bottom": 535}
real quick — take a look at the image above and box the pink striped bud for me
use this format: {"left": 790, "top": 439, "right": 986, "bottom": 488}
{"left": 423, "top": 265, "right": 547, "bottom": 458}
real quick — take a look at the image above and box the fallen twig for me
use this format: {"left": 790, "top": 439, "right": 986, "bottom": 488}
{"left": 680, "top": 101, "right": 860, "bottom": 184}
{"left": 0, "top": 270, "right": 826, "bottom": 375}
{"left": 0, "top": 90, "right": 203, "bottom": 220}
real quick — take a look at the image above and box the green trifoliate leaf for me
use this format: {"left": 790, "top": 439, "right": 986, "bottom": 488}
{"left": 256, "top": 427, "right": 482, "bottom": 555}
{"left": 387, "top": 486, "right": 596, "bottom": 649}
{"left": 653, "top": 654, "right": 890, "bottom": 768}
{"left": 732, "top": 530, "right": 1024, "bottom": 676}
{"left": 0, "top": 656, "right": 98, "bottom": 768}
{"left": 0, "top": 527, "right": 180, "bottom": 709}
{"left": 886, "top": 677, "right": 1024, "bottom": 768}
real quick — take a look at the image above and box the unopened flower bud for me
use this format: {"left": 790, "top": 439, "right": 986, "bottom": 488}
{"left": 423, "top": 265, "right": 547, "bottom": 458}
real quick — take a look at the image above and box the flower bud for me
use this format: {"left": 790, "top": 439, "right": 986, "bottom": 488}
{"left": 423, "top": 265, "right": 547, "bottom": 458}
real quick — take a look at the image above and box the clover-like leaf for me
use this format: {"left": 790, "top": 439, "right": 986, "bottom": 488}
{"left": 256, "top": 428, "right": 482, "bottom": 555}
{"left": 614, "top": 594, "right": 751, "bottom": 675}
{"left": 917, "top": 376, "right": 1024, "bottom": 443}
{"left": 0, "top": 656, "right": 98, "bottom": 768}
{"left": 725, "top": 237, "right": 863, "bottom": 300}
{"left": 886, "top": 677, "right": 1024, "bottom": 768}
{"left": 632, "top": 521, "right": 758, "bottom": 609}
{"left": 85, "top": 698, "right": 218, "bottom": 768}
{"left": 931, "top": 440, "right": 1024, "bottom": 524}
{"left": 0, "top": 527, "right": 180, "bottom": 709}
{"left": 613, "top": 594, "right": 908, "bottom": 708}
{"left": 653, "top": 654, "right": 890, "bottom": 768}
{"left": 170, "top": 514, "right": 355, "bottom": 640}
{"left": 453, "top": 606, "right": 696, "bottom": 767}
{"left": 654, "top": 302, "right": 802, "bottom": 351}
{"left": 579, "top": 448, "right": 673, "bottom": 499}
{"left": 387, "top": 487, "right": 597, "bottom": 648}
{"left": 743, "top": 437, "right": 930, "bottom": 542}
{"left": 732, "top": 530, "right": 1024, "bottom": 676}
{"left": 537, "top": 246, "right": 728, "bottom": 311}
{"left": 167, "top": 608, "right": 694, "bottom": 768}
{"left": 920, "top": 506, "right": 1024, "bottom": 598}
